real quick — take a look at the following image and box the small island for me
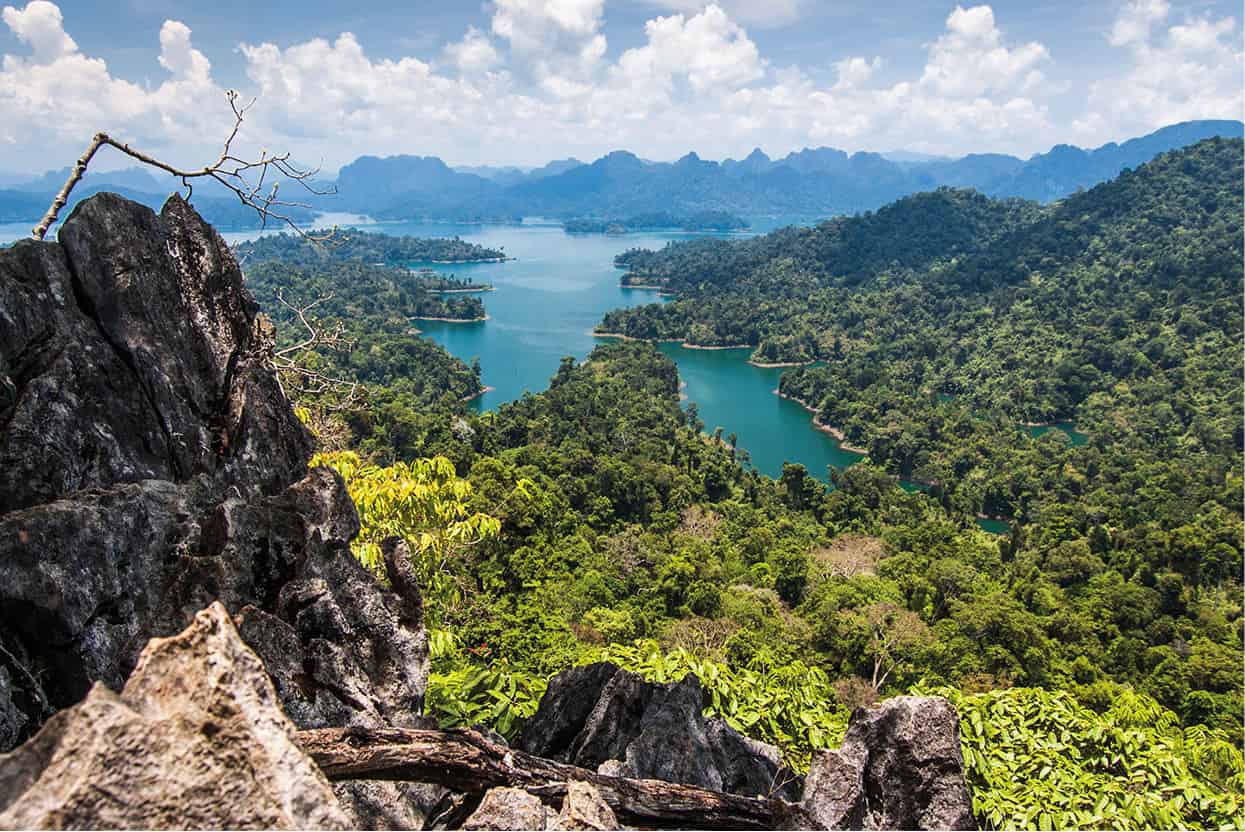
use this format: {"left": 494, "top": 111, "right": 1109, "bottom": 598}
{"left": 565, "top": 211, "right": 748, "bottom": 234}
{"left": 234, "top": 227, "right": 509, "bottom": 268}
{"left": 409, "top": 268, "right": 495, "bottom": 294}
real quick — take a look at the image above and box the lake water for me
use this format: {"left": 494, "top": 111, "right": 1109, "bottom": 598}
{"left": 369, "top": 218, "right": 867, "bottom": 481}
{"left": 9, "top": 212, "right": 1075, "bottom": 526}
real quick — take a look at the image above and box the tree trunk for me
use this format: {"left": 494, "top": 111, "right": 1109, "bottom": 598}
{"left": 294, "top": 726, "right": 818, "bottom": 830}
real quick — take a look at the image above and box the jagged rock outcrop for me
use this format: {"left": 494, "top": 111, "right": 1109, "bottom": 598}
{"left": 517, "top": 663, "right": 801, "bottom": 801}
{"left": 800, "top": 696, "right": 975, "bottom": 830}
{"left": 0, "top": 193, "right": 431, "bottom": 826}
{"left": 0, "top": 602, "right": 348, "bottom": 829}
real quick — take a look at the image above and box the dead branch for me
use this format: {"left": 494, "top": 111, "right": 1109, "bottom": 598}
{"left": 266, "top": 288, "right": 364, "bottom": 410}
{"left": 294, "top": 726, "right": 817, "bottom": 830}
{"left": 33, "top": 90, "right": 335, "bottom": 241}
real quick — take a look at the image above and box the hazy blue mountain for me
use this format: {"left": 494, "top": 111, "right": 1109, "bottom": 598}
{"left": 983, "top": 120, "right": 1245, "bottom": 201}
{"left": 335, "top": 155, "right": 503, "bottom": 215}
{"left": 15, "top": 166, "right": 170, "bottom": 195}
{"left": 358, "top": 120, "right": 1243, "bottom": 220}
{"left": 526, "top": 158, "right": 584, "bottom": 180}
{"left": 7, "top": 120, "right": 1239, "bottom": 225}
{"left": 880, "top": 150, "right": 953, "bottom": 163}
{"left": 454, "top": 164, "right": 530, "bottom": 186}
{"left": 454, "top": 158, "right": 584, "bottom": 186}
{"left": 721, "top": 148, "right": 771, "bottom": 176}
{"left": 0, "top": 183, "right": 314, "bottom": 229}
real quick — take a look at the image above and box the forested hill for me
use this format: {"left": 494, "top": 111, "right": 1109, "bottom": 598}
{"left": 615, "top": 188, "right": 1044, "bottom": 291}
{"left": 594, "top": 140, "right": 1243, "bottom": 677}
{"left": 601, "top": 137, "right": 1242, "bottom": 367}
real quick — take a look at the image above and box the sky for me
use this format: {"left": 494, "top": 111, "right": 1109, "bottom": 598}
{"left": 0, "top": 0, "right": 1240, "bottom": 173}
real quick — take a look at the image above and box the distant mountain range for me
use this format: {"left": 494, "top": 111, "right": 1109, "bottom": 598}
{"left": 331, "top": 119, "right": 1244, "bottom": 221}
{"left": 1, "top": 120, "right": 1239, "bottom": 228}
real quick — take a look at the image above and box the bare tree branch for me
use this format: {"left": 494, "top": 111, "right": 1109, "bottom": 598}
{"left": 265, "top": 288, "right": 365, "bottom": 410}
{"left": 33, "top": 90, "right": 336, "bottom": 241}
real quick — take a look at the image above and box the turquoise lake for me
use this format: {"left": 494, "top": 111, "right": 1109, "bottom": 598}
{"left": 352, "top": 217, "right": 868, "bottom": 482}
{"left": 0, "top": 214, "right": 1077, "bottom": 519}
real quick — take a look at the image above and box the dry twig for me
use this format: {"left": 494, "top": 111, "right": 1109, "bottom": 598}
{"left": 267, "top": 288, "right": 365, "bottom": 409}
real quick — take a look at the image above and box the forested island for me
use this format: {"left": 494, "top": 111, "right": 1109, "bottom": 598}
{"left": 565, "top": 211, "right": 748, "bottom": 234}
{"left": 235, "top": 227, "right": 508, "bottom": 267}
{"left": 410, "top": 269, "right": 494, "bottom": 293}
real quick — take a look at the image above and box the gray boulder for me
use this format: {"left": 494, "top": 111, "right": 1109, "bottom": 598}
{"left": 0, "top": 602, "right": 348, "bottom": 830}
{"left": 517, "top": 662, "right": 801, "bottom": 801}
{"left": 801, "top": 696, "right": 975, "bottom": 830}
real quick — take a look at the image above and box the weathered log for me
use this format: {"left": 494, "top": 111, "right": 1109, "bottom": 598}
{"left": 295, "top": 726, "right": 818, "bottom": 830}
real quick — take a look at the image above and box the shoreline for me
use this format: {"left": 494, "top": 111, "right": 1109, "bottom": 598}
{"left": 749, "top": 358, "right": 814, "bottom": 368}
{"left": 679, "top": 342, "right": 753, "bottom": 351}
{"left": 591, "top": 331, "right": 683, "bottom": 343}
{"left": 426, "top": 257, "right": 510, "bottom": 264}
{"left": 425, "top": 286, "right": 496, "bottom": 294}
{"left": 411, "top": 314, "right": 490, "bottom": 323}
{"left": 774, "top": 389, "right": 869, "bottom": 455}
{"left": 461, "top": 385, "right": 495, "bottom": 403}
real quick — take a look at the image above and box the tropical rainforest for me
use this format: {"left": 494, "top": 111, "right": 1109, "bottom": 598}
{"left": 246, "top": 137, "right": 1244, "bottom": 830}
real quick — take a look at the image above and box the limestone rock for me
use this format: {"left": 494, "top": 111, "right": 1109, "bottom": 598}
{"left": 0, "top": 194, "right": 432, "bottom": 828}
{"left": 0, "top": 603, "right": 348, "bottom": 830}
{"left": 801, "top": 696, "right": 975, "bottom": 830}
{"left": 551, "top": 781, "right": 619, "bottom": 831}
{"left": 463, "top": 787, "right": 549, "bottom": 830}
{"left": 517, "top": 662, "right": 801, "bottom": 801}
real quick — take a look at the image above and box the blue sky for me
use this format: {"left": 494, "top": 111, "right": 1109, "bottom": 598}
{"left": 0, "top": 0, "right": 1240, "bottom": 172}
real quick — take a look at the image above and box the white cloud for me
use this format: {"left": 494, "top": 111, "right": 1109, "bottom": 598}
{"left": 0, "top": 2, "right": 242, "bottom": 169}
{"left": 1076, "top": 2, "right": 1243, "bottom": 142}
{"left": 158, "top": 20, "right": 210, "bottom": 83}
{"left": 615, "top": 5, "right": 765, "bottom": 94}
{"left": 719, "top": 4, "right": 1054, "bottom": 154}
{"left": 0, "top": 0, "right": 1236, "bottom": 171}
{"left": 491, "top": 0, "right": 606, "bottom": 81}
{"left": 833, "top": 56, "right": 881, "bottom": 90}
{"left": 919, "top": 5, "right": 1049, "bottom": 98}
{"left": 1108, "top": 0, "right": 1169, "bottom": 47}
{"left": 640, "top": 0, "right": 806, "bottom": 29}
{"left": 2, "top": 0, "right": 75, "bottom": 63}
{"left": 444, "top": 26, "right": 501, "bottom": 74}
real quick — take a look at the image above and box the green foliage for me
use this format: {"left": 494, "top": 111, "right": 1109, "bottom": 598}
{"left": 918, "top": 684, "right": 1245, "bottom": 830}
{"left": 312, "top": 450, "right": 501, "bottom": 622}
{"left": 595, "top": 140, "right": 1245, "bottom": 738}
